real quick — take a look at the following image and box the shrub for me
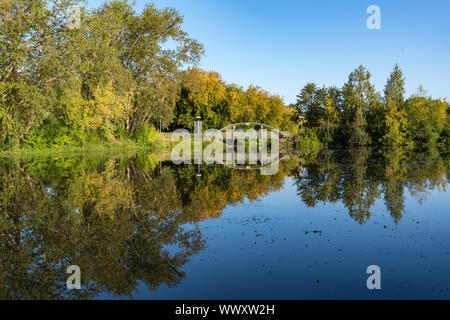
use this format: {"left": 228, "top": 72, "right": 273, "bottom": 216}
{"left": 133, "top": 125, "right": 158, "bottom": 145}
{"left": 295, "top": 128, "right": 322, "bottom": 152}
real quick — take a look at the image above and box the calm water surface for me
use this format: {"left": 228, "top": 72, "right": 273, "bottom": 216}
{"left": 1, "top": 148, "right": 449, "bottom": 299}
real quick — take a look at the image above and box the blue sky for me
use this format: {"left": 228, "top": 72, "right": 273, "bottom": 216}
{"left": 87, "top": 0, "right": 450, "bottom": 104}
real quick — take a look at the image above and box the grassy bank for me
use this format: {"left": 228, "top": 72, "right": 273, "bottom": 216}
{"left": 0, "top": 135, "right": 174, "bottom": 159}
{"left": 0, "top": 131, "right": 303, "bottom": 158}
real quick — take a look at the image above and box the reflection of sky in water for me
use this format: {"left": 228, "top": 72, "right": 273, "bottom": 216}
{"left": 100, "top": 175, "right": 450, "bottom": 300}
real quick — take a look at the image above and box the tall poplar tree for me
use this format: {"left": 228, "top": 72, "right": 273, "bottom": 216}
{"left": 341, "top": 66, "right": 378, "bottom": 146}
{"left": 381, "top": 64, "right": 407, "bottom": 146}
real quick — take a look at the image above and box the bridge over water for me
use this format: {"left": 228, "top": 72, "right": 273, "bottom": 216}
{"left": 218, "top": 122, "right": 290, "bottom": 138}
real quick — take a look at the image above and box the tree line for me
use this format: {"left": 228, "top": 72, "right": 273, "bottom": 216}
{"left": 293, "top": 65, "right": 450, "bottom": 148}
{"left": 0, "top": 0, "right": 294, "bottom": 151}
{"left": 1, "top": 1, "right": 448, "bottom": 151}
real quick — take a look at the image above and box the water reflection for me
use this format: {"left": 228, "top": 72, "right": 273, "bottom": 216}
{"left": 294, "top": 148, "right": 448, "bottom": 224}
{"left": 0, "top": 148, "right": 448, "bottom": 299}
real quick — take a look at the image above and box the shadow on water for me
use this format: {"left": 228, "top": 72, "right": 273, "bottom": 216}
{"left": 0, "top": 147, "right": 448, "bottom": 299}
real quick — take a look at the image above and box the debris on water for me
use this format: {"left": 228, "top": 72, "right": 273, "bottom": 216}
{"left": 305, "top": 230, "right": 323, "bottom": 235}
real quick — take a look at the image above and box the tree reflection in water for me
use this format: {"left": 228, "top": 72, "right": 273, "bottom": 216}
{"left": 0, "top": 148, "right": 448, "bottom": 298}
{"left": 293, "top": 148, "right": 448, "bottom": 224}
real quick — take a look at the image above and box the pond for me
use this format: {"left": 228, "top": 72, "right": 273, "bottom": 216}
{"left": 1, "top": 148, "right": 449, "bottom": 299}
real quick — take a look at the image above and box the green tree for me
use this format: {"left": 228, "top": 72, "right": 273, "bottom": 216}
{"left": 1, "top": 0, "right": 205, "bottom": 149}
{"left": 318, "top": 95, "right": 340, "bottom": 146}
{"left": 380, "top": 65, "right": 407, "bottom": 146}
{"left": 0, "top": 0, "right": 83, "bottom": 148}
{"left": 174, "top": 68, "right": 229, "bottom": 131}
{"left": 341, "top": 66, "right": 379, "bottom": 146}
{"left": 405, "top": 94, "right": 448, "bottom": 146}
{"left": 295, "top": 83, "right": 326, "bottom": 128}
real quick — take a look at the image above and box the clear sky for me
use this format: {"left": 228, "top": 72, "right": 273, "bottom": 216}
{"left": 87, "top": 0, "right": 450, "bottom": 104}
